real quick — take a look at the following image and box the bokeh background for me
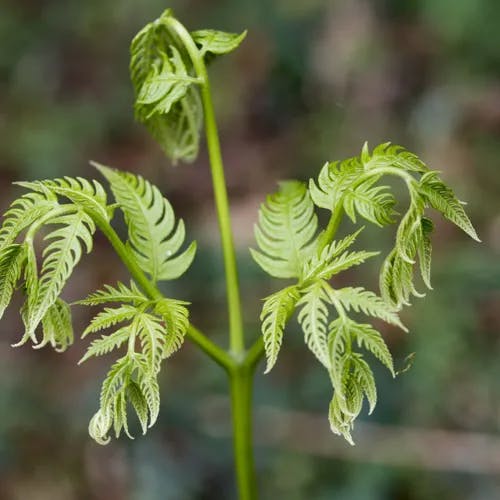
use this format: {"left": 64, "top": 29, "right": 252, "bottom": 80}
{"left": 1, "top": 0, "right": 499, "bottom": 498}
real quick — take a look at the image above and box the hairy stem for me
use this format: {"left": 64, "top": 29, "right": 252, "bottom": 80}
{"left": 95, "top": 219, "right": 233, "bottom": 370}
{"left": 165, "top": 17, "right": 245, "bottom": 357}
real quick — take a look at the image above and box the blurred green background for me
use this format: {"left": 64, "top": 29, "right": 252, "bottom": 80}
{"left": 0, "top": 0, "right": 499, "bottom": 498}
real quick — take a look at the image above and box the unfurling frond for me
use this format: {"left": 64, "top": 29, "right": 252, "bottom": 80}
{"left": 362, "top": 142, "right": 429, "bottom": 173}
{"left": 260, "top": 286, "right": 300, "bottom": 373}
{"left": 95, "top": 164, "right": 196, "bottom": 283}
{"left": 130, "top": 9, "right": 203, "bottom": 163}
{"left": 251, "top": 181, "right": 317, "bottom": 279}
{"left": 88, "top": 354, "right": 161, "bottom": 445}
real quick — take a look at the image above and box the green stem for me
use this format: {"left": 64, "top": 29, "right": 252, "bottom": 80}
{"left": 317, "top": 203, "right": 344, "bottom": 254}
{"left": 95, "top": 219, "right": 233, "bottom": 370}
{"left": 165, "top": 17, "right": 245, "bottom": 357}
{"left": 230, "top": 365, "right": 257, "bottom": 500}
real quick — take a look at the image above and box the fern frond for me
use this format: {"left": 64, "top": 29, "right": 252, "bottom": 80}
{"left": 16, "top": 177, "right": 110, "bottom": 222}
{"left": 297, "top": 280, "right": 331, "bottom": 368}
{"left": 82, "top": 305, "right": 139, "bottom": 337}
{"left": 79, "top": 328, "right": 130, "bottom": 364}
{"left": 301, "top": 228, "right": 364, "bottom": 281}
{"left": 347, "top": 321, "right": 394, "bottom": 376}
{"left": 309, "top": 158, "right": 364, "bottom": 212}
{"left": 192, "top": 29, "right": 247, "bottom": 59}
{"left": 343, "top": 176, "right": 396, "bottom": 227}
{"left": 137, "top": 47, "right": 202, "bottom": 117}
{"left": 76, "top": 281, "right": 148, "bottom": 306}
{"left": 418, "top": 217, "right": 433, "bottom": 289}
{"left": 330, "top": 287, "right": 406, "bottom": 330}
{"left": 135, "top": 313, "right": 169, "bottom": 374}
{"left": 327, "top": 317, "right": 351, "bottom": 396}
{"left": 153, "top": 298, "right": 189, "bottom": 358}
{"left": 37, "top": 298, "right": 74, "bottom": 353}
{"left": 251, "top": 181, "right": 318, "bottom": 279}
{"left": 23, "top": 210, "right": 95, "bottom": 339}
{"left": 363, "top": 142, "right": 429, "bottom": 173}
{"left": 95, "top": 164, "right": 196, "bottom": 283}
{"left": 0, "top": 191, "right": 58, "bottom": 250}
{"left": 329, "top": 391, "right": 355, "bottom": 445}
{"left": 350, "top": 353, "right": 377, "bottom": 414}
{"left": 130, "top": 9, "right": 203, "bottom": 163}
{"left": 0, "top": 244, "right": 26, "bottom": 320}
{"left": 260, "top": 285, "right": 300, "bottom": 373}
{"left": 418, "top": 171, "right": 480, "bottom": 241}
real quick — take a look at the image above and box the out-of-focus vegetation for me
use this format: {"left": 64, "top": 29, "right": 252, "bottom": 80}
{"left": 0, "top": 0, "right": 499, "bottom": 498}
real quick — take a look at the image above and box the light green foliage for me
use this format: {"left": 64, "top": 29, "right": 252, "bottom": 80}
{"left": 192, "top": 29, "right": 247, "bottom": 61}
{"left": 253, "top": 142, "right": 478, "bottom": 443}
{"left": 0, "top": 166, "right": 194, "bottom": 444}
{"left": 130, "top": 9, "right": 245, "bottom": 164}
{"left": 130, "top": 9, "right": 203, "bottom": 163}
{"left": 250, "top": 181, "right": 318, "bottom": 279}
{"left": 80, "top": 282, "right": 189, "bottom": 443}
{"left": 94, "top": 163, "right": 196, "bottom": 283}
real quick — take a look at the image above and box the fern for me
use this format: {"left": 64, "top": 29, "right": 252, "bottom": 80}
{"left": 254, "top": 141, "right": 478, "bottom": 444}
{"left": 192, "top": 29, "right": 247, "bottom": 61}
{"left": 251, "top": 181, "right": 317, "bottom": 279}
{"left": 0, "top": 190, "right": 58, "bottom": 250}
{"left": 130, "top": 9, "right": 201, "bottom": 163}
{"left": 16, "top": 177, "right": 110, "bottom": 223}
{"left": 23, "top": 210, "right": 95, "bottom": 339}
{"left": 418, "top": 171, "right": 480, "bottom": 241}
{"left": 76, "top": 281, "right": 148, "bottom": 306}
{"left": 95, "top": 164, "right": 196, "bottom": 283}
{"left": 296, "top": 281, "right": 331, "bottom": 369}
{"left": 0, "top": 244, "right": 26, "bottom": 320}
{"left": 260, "top": 286, "right": 300, "bottom": 373}
{"left": 37, "top": 298, "right": 74, "bottom": 353}
{"left": 79, "top": 281, "right": 190, "bottom": 441}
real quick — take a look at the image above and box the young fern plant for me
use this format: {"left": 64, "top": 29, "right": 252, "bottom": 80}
{"left": 0, "top": 8, "right": 479, "bottom": 500}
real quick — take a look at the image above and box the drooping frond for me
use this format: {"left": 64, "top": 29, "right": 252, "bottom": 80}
{"left": 251, "top": 181, "right": 318, "bottom": 279}
{"left": 297, "top": 280, "right": 331, "bottom": 368}
{"left": 0, "top": 244, "right": 26, "bottom": 320}
{"left": 418, "top": 171, "right": 480, "bottom": 241}
{"left": 16, "top": 177, "right": 110, "bottom": 222}
{"left": 95, "top": 164, "right": 196, "bottom": 283}
{"left": 349, "top": 321, "right": 395, "bottom": 376}
{"left": 37, "top": 298, "right": 74, "bottom": 353}
{"left": 130, "top": 9, "right": 203, "bottom": 163}
{"left": 153, "top": 298, "right": 189, "bottom": 358}
{"left": 260, "top": 286, "right": 300, "bottom": 373}
{"left": 22, "top": 209, "right": 95, "bottom": 341}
